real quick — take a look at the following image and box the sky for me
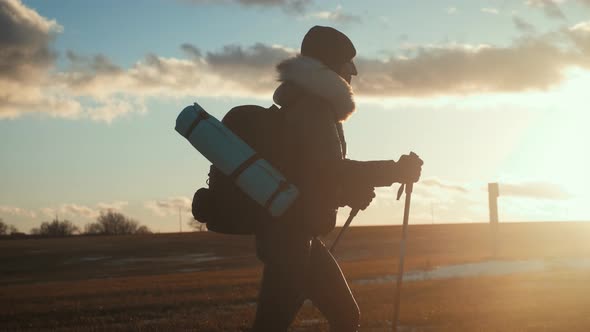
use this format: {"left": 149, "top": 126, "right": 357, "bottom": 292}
{"left": 0, "top": 0, "right": 589, "bottom": 233}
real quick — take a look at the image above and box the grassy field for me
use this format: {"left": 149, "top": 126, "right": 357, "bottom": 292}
{"left": 2, "top": 222, "right": 590, "bottom": 331}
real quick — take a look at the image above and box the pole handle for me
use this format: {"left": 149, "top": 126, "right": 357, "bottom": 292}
{"left": 396, "top": 182, "right": 413, "bottom": 201}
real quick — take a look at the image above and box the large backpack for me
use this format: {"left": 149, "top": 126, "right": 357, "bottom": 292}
{"left": 191, "top": 104, "right": 289, "bottom": 234}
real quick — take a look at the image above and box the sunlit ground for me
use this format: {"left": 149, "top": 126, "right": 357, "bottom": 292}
{"left": 2, "top": 222, "right": 590, "bottom": 331}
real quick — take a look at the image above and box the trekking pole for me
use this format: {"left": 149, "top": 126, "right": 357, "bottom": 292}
{"left": 330, "top": 208, "right": 359, "bottom": 253}
{"left": 392, "top": 182, "right": 413, "bottom": 332}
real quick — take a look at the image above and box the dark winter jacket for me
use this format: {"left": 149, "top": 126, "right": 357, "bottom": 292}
{"left": 256, "top": 56, "right": 395, "bottom": 265}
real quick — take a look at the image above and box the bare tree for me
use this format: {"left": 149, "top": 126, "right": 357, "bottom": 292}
{"left": 0, "top": 219, "right": 7, "bottom": 235}
{"left": 135, "top": 225, "right": 152, "bottom": 235}
{"left": 85, "top": 211, "right": 151, "bottom": 235}
{"left": 34, "top": 219, "right": 79, "bottom": 237}
{"left": 0, "top": 219, "right": 21, "bottom": 235}
{"left": 8, "top": 224, "right": 19, "bottom": 234}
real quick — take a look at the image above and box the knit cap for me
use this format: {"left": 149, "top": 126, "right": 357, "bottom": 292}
{"left": 301, "top": 26, "right": 356, "bottom": 72}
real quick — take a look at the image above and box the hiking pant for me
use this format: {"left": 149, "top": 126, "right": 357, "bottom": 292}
{"left": 252, "top": 238, "right": 360, "bottom": 332}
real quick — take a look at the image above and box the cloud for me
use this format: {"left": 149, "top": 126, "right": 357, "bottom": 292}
{"left": 352, "top": 38, "right": 584, "bottom": 96}
{"left": 371, "top": 179, "right": 486, "bottom": 224}
{"left": 41, "top": 204, "right": 99, "bottom": 219}
{"left": 0, "top": 0, "right": 61, "bottom": 81}
{"left": 500, "top": 182, "right": 571, "bottom": 200}
{"left": 567, "top": 21, "right": 590, "bottom": 54}
{"left": 183, "top": 0, "right": 311, "bottom": 13}
{"left": 306, "top": 5, "right": 362, "bottom": 24}
{"left": 40, "top": 201, "right": 129, "bottom": 219}
{"left": 481, "top": 7, "right": 499, "bottom": 14}
{"left": 145, "top": 196, "right": 191, "bottom": 217}
{"left": 421, "top": 178, "right": 469, "bottom": 193}
{"left": 0, "top": 0, "right": 75, "bottom": 119}
{"left": 0, "top": 206, "right": 37, "bottom": 218}
{"left": 5, "top": 1, "right": 590, "bottom": 122}
{"left": 59, "top": 42, "right": 293, "bottom": 100}
{"left": 513, "top": 16, "right": 537, "bottom": 34}
{"left": 203, "top": 43, "right": 295, "bottom": 90}
{"left": 525, "top": 0, "right": 566, "bottom": 20}
{"left": 96, "top": 201, "right": 129, "bottom": 211}
{"left": 0, "top": 4, "right": 297, "bottom": 122}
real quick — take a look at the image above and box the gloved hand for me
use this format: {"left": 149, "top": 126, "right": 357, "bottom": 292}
{"left": 394, "top": 152, "right": 423, "bottom": 184}
{"left": 340, "top": 185, "right": 376, "bottom": 211}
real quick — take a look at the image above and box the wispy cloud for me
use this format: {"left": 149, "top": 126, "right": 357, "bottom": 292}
{"left": 525, "top": 0, "right": 566, "bottom": 20}
{"left": 145, "top": 196, "right": 191, "bottom": 217}
{"left": 500, "top": 182, "right": 571, "bottom": 200}
{"left": 481, "top": 7, "right": 499, "bottom": 14}
{"left": 40, "top": 201, "right": 129, "bottom": 219}
{"left": 568, "top": 21, "right": 590, "bottom": 53}
{"left": 421, "top": 178, "right": 469, "bottom": 193}
{"left": 96, "top": 201, "right": 129, "bottom": 211}
{"left": 513, "top": 15, "right": 537, "bottom": 34}
{"left": 354, "top": 41, "right": 569, "bottom": 96}
{"left": 0, "top": 206, "right": 37, "bottom": 218}
{"left": 41, "top": 204, "right": 97, "bottom": 219}
{"left": 446, "top": 7, "right": 458, "bottom": 15}
{"left": 306, "top": 5, "right": 361, "bottom": 24}
{"left": 182, "top": 0, "right": 311, "bottom": 14}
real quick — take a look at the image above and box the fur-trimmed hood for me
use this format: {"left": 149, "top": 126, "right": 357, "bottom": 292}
{"left": 273, "top": 56, "right": 356, "bottom": 122}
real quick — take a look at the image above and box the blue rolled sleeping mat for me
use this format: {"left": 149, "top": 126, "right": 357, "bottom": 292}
{"left": 175, "top": 102, "right": 299, "bottom": 217}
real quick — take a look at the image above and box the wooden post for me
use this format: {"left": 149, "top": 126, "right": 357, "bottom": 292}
{"left": 488, "top": 183, "right": 499, "bottom": 224}
{"left": 488, "top": 183, "right": 500, "bottom": 256}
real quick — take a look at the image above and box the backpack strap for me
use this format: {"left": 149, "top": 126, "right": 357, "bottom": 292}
{"left": 184, "top": 106, "right": 210, "bottom": 138}
{"left": 264, "top": 180, "right": 290, "bottom": 211}
{"left": 229, "top": 153, "right": 261, "bottom": 182}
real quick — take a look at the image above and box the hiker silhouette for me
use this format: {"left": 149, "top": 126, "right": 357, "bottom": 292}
{"left": 252, "top": 26, "right": 423, "bottom": 331}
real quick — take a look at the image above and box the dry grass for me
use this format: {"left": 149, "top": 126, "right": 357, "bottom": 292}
{"left": 1, "top": 222, "right": 590, "bottom": 331}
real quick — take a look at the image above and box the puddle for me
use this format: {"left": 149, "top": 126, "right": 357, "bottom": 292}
{"left": 355, "top": 257, "right": 590, "bottom": 285}
{"left": 79, "top": 256, "right": 111, "bottom": 262}
{"left": 108, "top": 253, "right": 221, "bottom": 266}
{"left": 359, "top": 326, "right": 432, "bottom": 332}
{"left": 27, "top": 249, "right": 47, "bottom": 254}
{"left": 63, "top": 255, "right": 112, "bottom": 264}
{"left": 176, "top": 268, "right": 203, "bottom": 273}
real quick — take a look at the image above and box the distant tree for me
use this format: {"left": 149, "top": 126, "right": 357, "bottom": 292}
{"left": 8, "top": 224, "right": 19, "bottom": 235}
{"left": 0, "top": 219, "right": 21, "bottom": 236}
{"left": 35, "top": 219, "right": 79, "bottom": 237}
{"left": 84, "top": 211, "right": 151, "bottom": 235}
{"left": 83, "top": 222, "right": 102, "bottom": 235}
{"left": 0, "top": 219, "right": 7, "bottom": 235}
{"left": 135, "top": 225, "right": 152, "bottom": 235}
